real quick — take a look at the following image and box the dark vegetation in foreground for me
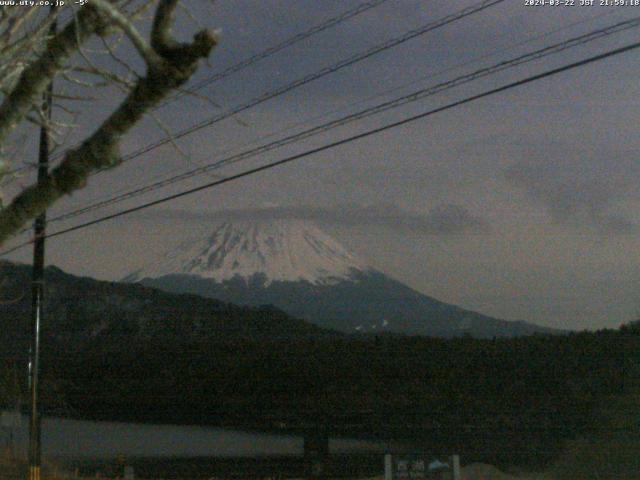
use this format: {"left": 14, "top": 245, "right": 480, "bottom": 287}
{"left": 0, "top": 261, "right": 638, "bottom": 474}
{"left": 2, "top": 324, "right": 638, "bottom": 473}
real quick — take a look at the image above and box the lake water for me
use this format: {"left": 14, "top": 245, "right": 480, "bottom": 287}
{"left": 1, "top": 414, "right": 385, "bottom": 459}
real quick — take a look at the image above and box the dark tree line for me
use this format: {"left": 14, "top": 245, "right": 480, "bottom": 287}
{"left": 1, "top": 322, "right": 633, "bottom": 470}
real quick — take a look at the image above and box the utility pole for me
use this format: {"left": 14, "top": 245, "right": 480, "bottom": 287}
{"left": 28, "top": 10, "right": 55, "bottom": 480}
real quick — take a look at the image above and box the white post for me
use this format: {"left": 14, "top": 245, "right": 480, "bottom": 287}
{"left": 451, "top": 455, "right": 460, "bottom": 480}
{"left": 384, "top": 454, "right": 393, "bottom": 480}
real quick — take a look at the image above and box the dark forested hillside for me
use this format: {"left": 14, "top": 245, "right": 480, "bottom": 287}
{"left": 139, "top": 271, "right": 560, "bottom": 338}
{"left": 1, "top": 261, "right": 637, "bottom": 471}
{"left": 6, "top": 326, "right": 638, "bottom": 470}
{"left": 0, "top": 261, "right": 332, "bottom": 360}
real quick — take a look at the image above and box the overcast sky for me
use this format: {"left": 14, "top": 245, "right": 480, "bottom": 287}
{"left": 5, "top": 0, "right": 640, "bottom": 331}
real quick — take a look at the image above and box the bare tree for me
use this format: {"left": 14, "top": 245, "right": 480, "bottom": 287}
{"left": 0, "top": 0, "right": 218, "bottom": 246}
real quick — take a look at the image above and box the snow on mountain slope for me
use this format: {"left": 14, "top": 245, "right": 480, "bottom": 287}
{"left": 127, "top": 220, "right": 370, "bottom": 286}
{"left": 125, "top": 219, "right": 561, "bottom": 338}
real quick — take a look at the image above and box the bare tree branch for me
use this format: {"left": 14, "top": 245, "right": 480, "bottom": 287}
{"left": 0, "top": 0, "right": 218, "bottom": 245}
{"left": 90, "top": 0, "right": 163, "bottom": 68}
{"left": 0, "top": 6, "right": 106, "bottom": 146}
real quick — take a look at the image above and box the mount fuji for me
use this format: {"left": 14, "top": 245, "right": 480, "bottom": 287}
{"left": 127, "top": 220, "right": 369, "bottom": 286}
{"left": 125, "top": 219, "right": 557, "bottom": 338}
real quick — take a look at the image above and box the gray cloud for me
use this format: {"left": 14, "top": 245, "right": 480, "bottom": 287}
{"left": 186, "top": 0, "right": 542, "bottom": 102}
{"left": 142, "top": 202, "right": 490, "bottom": 235}
{"left": 13, "top": 0, "right": 638, "bottom": 331}
{"left": 504, "top": 147, "right": 639, "bottom": 234}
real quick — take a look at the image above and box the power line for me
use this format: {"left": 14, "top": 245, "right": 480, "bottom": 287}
{"left": 161, "top": 0, "right": 393, "bottom": 107}
{"left": 84, "top": 0, "right": 506, "bottom": 175}
{"left": 0, "top": 7, "right": 619, "bottom": 195}
{"left": 73, "top": 7, "right": 619, "bottom": 210}
{"left": 0, "top": 0, "right": 505, "bottom": 231}
{"left": 55, "top": 11, "right": 629, "bottom": 222}
{"left": 42, "top": 15, "right": 640, "bottom": 227}
{"left": 2, "top": 37, "right": 639, "bottom": 256}
{"left": 2, "top": 0, "right": 504, "bottom": 223}
{"left": 2, "top": 0, "right": 392, "bottom": 181}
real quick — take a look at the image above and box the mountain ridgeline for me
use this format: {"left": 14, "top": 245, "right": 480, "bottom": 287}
{"left": 0, "top": 261, "right": 636, "bottom": 471}
{"left": 0, "top": 260, "right": 330, "bottom": 359}
{"left": 126, "top": 219, "right": 558, "bottom": 338}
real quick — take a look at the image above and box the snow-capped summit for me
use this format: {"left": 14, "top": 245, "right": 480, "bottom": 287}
{"left": 126, "top": 217, "right": 558, "bottom": 338}
{"left": 127, "top": 219, "right": 369, "bottom": 286}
